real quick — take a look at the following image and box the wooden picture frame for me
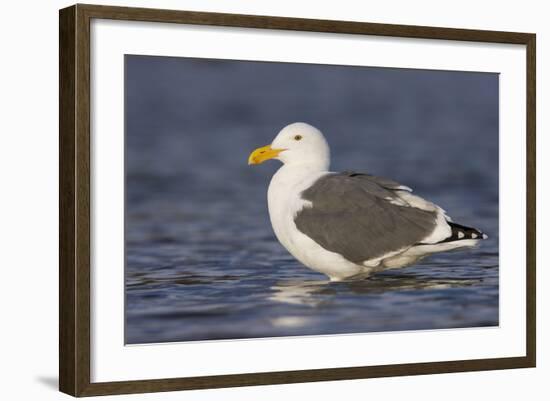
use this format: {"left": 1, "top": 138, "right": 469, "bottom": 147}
{"left": 59, "top": 3, "right": 536, "bottom": 397}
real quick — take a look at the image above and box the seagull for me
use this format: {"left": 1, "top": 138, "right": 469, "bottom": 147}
{"left": 248, "top": 122, "right": 488, "bottom": 281}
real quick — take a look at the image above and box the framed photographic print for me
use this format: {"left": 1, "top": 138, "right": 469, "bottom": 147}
{"left": 59, "top": 4, "right": 536, "bottom": 397}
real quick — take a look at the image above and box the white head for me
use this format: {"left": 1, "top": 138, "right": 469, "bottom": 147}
{"left": 248, "top": 122, "right": 330, "bottom": 171}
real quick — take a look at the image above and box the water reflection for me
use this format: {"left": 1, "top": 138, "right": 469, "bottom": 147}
{"left": 269, "top": 275, "right": 482, "bottom": 307}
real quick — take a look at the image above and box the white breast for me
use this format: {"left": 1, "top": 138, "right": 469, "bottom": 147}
{"left": 267, "top": 165, "right": 367, "bottom": 280}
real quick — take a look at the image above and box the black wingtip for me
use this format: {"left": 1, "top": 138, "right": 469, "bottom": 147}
{"left": 441, "top": 222, "right": 488, "bottom": 243}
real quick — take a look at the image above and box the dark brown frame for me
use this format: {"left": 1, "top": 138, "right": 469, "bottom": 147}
{"left": 59, "top": 3, "right": 536, "bottom": 397}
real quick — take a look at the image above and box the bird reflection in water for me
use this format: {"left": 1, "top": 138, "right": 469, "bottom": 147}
{"left": 269, "top": 274, "right": 482, "bottom": 307}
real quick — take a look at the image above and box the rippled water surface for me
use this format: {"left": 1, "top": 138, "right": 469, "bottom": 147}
{"left": 125, "top": 56, "right": 499, "bottom": 344}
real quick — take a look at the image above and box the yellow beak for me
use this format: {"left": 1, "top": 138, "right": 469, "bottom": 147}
{"left": 248, "top": 145, "right": 285, "bottom": 165}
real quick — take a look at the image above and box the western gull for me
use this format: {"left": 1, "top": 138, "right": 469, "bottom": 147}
{"left": 248, "top": 122, "right": 488, "bottom": 281}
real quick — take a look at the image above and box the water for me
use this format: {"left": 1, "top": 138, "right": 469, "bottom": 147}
{"left": 125, "top": 55, "right": 499, "bottom": 344}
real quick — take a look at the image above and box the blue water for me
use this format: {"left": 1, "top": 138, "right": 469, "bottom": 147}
{"left": 125, "top": 55, "right": 499, "bottom": 344}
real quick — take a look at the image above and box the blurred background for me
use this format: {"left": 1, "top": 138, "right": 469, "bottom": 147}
{"left": 125, "top": 55, "right": 498, "bottom": 344}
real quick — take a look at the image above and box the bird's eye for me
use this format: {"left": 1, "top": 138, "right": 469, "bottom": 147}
{"left": 294, "top": 135, "right": 303, "bottom": 141}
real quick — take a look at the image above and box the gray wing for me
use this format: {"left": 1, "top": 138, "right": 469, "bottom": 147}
{"left": 294, "top": 172, "right": 438, "bottom": 264}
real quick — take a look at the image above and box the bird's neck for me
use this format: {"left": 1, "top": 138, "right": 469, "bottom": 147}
{"left": 270, "top": 161, "right": 330, "bottom": 193}
{"left": 281, "top": 158, "right": 330, "bottom": 174}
